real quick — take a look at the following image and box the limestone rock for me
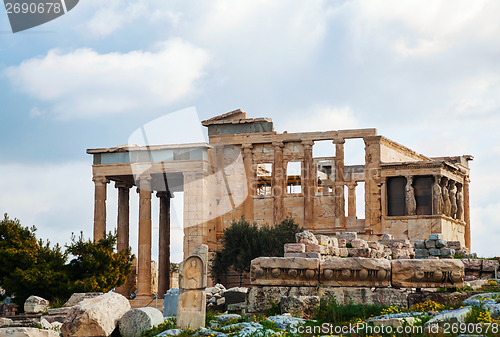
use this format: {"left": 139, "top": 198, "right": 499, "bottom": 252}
{"left": 63, "top": 293, "right": 103, "bottom": 307}
{"left": 0, "top": 328, "right": 60, "bottom": 337}
{"left": 429, "top": 233, "right": 443, "bottom": 240}
{"left": 315, "top": 235, "right": 332, "bottom": 246}
{"left": 246, "top": 286, "right": 318, "bottom": 313}
{"left": 391, "top": 259, "right": 464, "bottom": 288}
{"left": 447, "top": 241, "right": 462, "bottom": 250}
{"left": 295, "top": 231, "right": 318, "bottom": 245}
{"left": 348, "top": 248, "right": 371, "bottom": 258}
{"left": 250, "top": 257, "right": 320, "bottom": 286}
{"left": 320, "top": 258, "right": 391, "bottom": 287}
{"left": 343, "top": 287, "right": 408, "bottom": 308}
{"left": 0, "top": 318, "right": 13, "bottom": 328}
{"left": 280, "top": 295, "right": 319, "bottom": 317}
{"left": 336, "top": 232, "right": 357, "bottom": 241}
{"left": 426, "top": 306, "right": 471, "bottom": 325}
{"left": 24, "top": 296, "right": 49, "bottom": 314}
{"left": 482, "top": 259, "right": 499, "bottom": 272}
{"left": 351, "top": 239, "right": 368, "bottom": 248}
{"left": 119, "top": 307, "right": 163, "bottom": 337}
{"left": 266, "top": 316, "right": 306, "bottom": 330}
{"left": 338, "top": 239, "right": 347, "bottom": 248}
{"left": 461, "top": 259, "right": 482, "bottom": 270}
{"left": 414, "top": 240, "right": 425, "bottom": 249}
{"left": 156, "top": 329, "right": 183, "bottom": 336}
{"left": 61, "top": 292, "right": 131, "bottom": 337}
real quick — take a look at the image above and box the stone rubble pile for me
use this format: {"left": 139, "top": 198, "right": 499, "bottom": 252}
{"left": 414, "top": 233, "right": 468, "bottom": 259}
{"left": 205, "top": 284, "right": 248, "bottom": 312}
{"left": 285, "top": 231, "right": 414, "bottom": 260}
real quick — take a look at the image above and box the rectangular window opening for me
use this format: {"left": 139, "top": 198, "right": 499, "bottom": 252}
{"left": 257, "top": 163, "right": 272, "bottom": 197}
{"left": 286, "top": 161, "right": 302, "bottom": 194}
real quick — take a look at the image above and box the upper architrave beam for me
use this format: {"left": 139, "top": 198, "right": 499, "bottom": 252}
{"left": 92, "top": 160, "right": 211, "bottom": 177}
{"left": 207, "top": 129, "right": 378, "bottom": 145}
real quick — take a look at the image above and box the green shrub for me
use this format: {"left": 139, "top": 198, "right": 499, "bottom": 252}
{"left": 315, "top": 295, "right": 388, "bottom": 325}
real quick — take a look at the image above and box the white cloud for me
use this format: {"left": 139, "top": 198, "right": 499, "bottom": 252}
{"left": 281, "top": 105, "right": 358, "bottom": 133}
{"left": 4, "top": 38, "right": 210, "bottom": 119}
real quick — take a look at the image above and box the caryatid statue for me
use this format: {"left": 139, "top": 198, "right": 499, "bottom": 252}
{"left": 456, "top": 183, "right": 464, "bottom": 221}
{"left": 449, "top": 180, "right": 457, "bottom": 219}
{"left": 432, "top": 175, "right": 442, "bottom": 215}
{"left": 405, "top": 176, "right": 416, "bottom": 216}
{"left": 441, "top": 177, "right": 451, "bottom": 217}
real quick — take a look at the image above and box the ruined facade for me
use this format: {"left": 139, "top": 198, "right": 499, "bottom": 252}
{"left": 87, "top": 109, "right": 472, "bottom": 297}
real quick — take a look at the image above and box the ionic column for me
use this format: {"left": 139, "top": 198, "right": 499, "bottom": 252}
{"left": 116, "top": 182, "right": 132, "bottom": 252}
{"left": 334, "top": 139, "right": 346, "bottom": 228}
{"left": 347, "top": 182, "right": 357, "bottom": 217}
{"left": 302, "top": 141, "right": 314, "bottom": 229}
{"left": 157, "top": 190, "right": 172, "bottom": 298}
{"left": 273, "top": 141, "right": 285, "bottom": 224}
{"left": 242, "top": 144, "right": 255, "bottom": 221}
{"left": 93, "top": 176, "right": 109, "bottom": 242}
{"left": 137, "top": 175, "right": 152, "bottom": 298}
{"left": 463, "top": 177, "right": 471, "bottom": 252}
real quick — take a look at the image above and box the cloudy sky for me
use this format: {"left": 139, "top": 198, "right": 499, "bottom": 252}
{"left": 1, "top": 0, "right": 499, "bottom": 261}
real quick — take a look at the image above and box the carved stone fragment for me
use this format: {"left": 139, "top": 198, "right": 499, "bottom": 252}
{"left": 391, "top": 259, "right": 464, "bottom": 288}
{"left": 320, "top": 258, "right": 391, "bottom": 287}
{"left": 250, "top": 257, "right": 320, "bottom": 286}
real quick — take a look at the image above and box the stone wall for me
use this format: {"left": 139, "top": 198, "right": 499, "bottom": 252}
{"left": 414, "top": 233, "right": 468, "bottom": 259}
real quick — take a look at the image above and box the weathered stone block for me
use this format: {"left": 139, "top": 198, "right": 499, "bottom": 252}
{"left": 349, "top": 248, "right": 371, "bottom": 258}
{"left": 424, "top": 240, "right": 436, "bottom": 249}
{"left": 305, "top": 244, "right": 328, "bottom": 255}
{"left": 339, "top": 248, "right": 349, "bottom": 257}
{"left": 447, "top": 241, "right": 462, "bottom": 250}
{"left": 284, "top": 243, "right": 305, "bottom": 254}
{"left": 119, "top": 307, "right": 164, "bottom": 337}
{"left": 61, "top": 292, "right": 131, "bottom": 337}
{"left": 336, "top": 232, "right": 357, "bottom": 241}
{"left": 440, "top": 248, "right": 455, "bottom": 258}
{"left": 429, "top": 233, "right": 443, "bottom": 240}
{"left": 351, "top": 239, "right": 368, "bottom": 248}
{"left": 435, "top": 240, "right": 447, "bottom": 249}
{"left": 295, "top": 231, "right": 318, "bottom": 245}
{"left": 284, "top": 252, "right": 321, "bottom": 259}
{"left": 368, "top": 241, "right": 382, "bottom": 250}
{"left": 315, "top": 235, "right": 331, "bottom": 246}
{"left": 482, "top": 259, "right": 499, "bottom": 272}
{"left": 429, "top": 248, "right": 442, "bottom": 256}
{"left": 338, "top": 239, "right": 347, "bottom": 248}
{"left": 0, "top": 327, "right": 60, "bottom": 337}
{"left": 414, "top": 240, "right": 425, "bottom": 249}
{"left": 24, "top": 295, "right": 49, "bottom": 314}
{"left": 328, "top": 247, "right": 340, "bottom": 256}
{"left": 250, "top": 257, "right": 320, "bottom": 286}
{"left": 462, "top": 259, "right": 482, "bottom": 270}
{"left": 330, "top": 237, "right": 339, "bottom": 247}
{"left": 391, "top": 259, "right": 464, "bottom": 288}
{"left": 280, "top": 296, "right": 320, "bottom": 317}
{"left": 343, "top": 287, "right": 407, "bottom": 308}
{"left": 246, "top": 286, "right": 318, "bottom": 313}
{"left": 414, "top": 249, "right": 429, "bottom": 259}
{"left": 320, "top": 258, "right": 391, "bottom": 287}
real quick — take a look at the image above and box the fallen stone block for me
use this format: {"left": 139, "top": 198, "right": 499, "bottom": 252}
{"left": 349, "top": 247, "right": 371, "bottom": 258}
{"left": 315, "top": 235, "right": 332, "bottom": 246}
{"left": 414, "top": 240, "right": 425, "bottom": 249}
{"left": 425, "top": 240, "right": 436, "bottom": 249}
{"left": 320, "top": 258, "right": 391, "bottom": 287}
{"left": 339, "top": 248, "right": 349, "bottom": 257}
{"left": 24, "top": 296, "right": 49, "bottom": 314}
{"left": 336, "top": 232, "right": 357, "bottom": 241}
{"left": 61, "top": 292, "right": 130, "bottom": 337}
{"left": 305, "top": 244, "right": 328, "bottom": 255}
{"left": 119, "top": 307, "right": 164, "bottom": 337}
{"left": 295, "top": 231, "right": 318, "bottom": 245}
{"left": 440, "top": 248, "right": 455, "bottom": 258}
{"left": 284, "top": 252, "right": 321, "bottom": 259}
{"left": 0, "top": 327, "right": 60, "bottom": 337}
{"left": 280, "top": 296, "right": 319, "bottom": 317}
{"left": 429, "top": 233, "right": 443, "bottom": 240}
{"left": 429, "top": 248, "right": 442, "bottom": 256}
{"left": 284, "top": 243, "right": 305, "bottom": 253}
{"left": 447, "top": 241, "right": 462, "bottom": 250}
{"left": 351, "top": 239, "right": 368, "bottom": 248}
{"left": 414, "top": 249, "right": 429, "bottom": 259}
{"left": 246, "top": 286, "right": 318, "bottom": 313}
{"left": 391, "top": 259, "right": 464, "bottom": 288}
{"left": 250, "top": 257, "right": 320, "bottom": 286}
{"left": 461, "top": 258, "right": 482, "bottom": 270}
{"left": 482, "top": 259, "right": 499, "bottom": 272}
{"left": 435, "top": 240, "right": 447, "bottom": 249}
{"left": 338, "top": 239, "right": 347, "bottom": 248}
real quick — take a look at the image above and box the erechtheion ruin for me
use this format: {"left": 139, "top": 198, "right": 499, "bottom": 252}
{"left": 87, "top": 109, "right": 472, "bottom": 298}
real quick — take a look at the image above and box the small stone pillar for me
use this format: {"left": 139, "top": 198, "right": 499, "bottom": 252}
{"left": 177, "top": 244, "right": 208, "bottom": 330}
{"left": 93, "top": 176, "right": 109, "bottom": 242}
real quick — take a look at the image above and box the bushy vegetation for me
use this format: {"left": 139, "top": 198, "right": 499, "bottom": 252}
{"left": 210, "top": 217, "right": 302, "bottom": 281}
{"left": 315, "top": 295, "right": 389, "bottom": 325}
{"left": 0, "top": 214, "right": 134, "bottom": 307}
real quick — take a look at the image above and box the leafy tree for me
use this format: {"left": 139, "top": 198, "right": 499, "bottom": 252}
{"left": 210, "top": 217, "right": 302, "bottom": 282}
{"left": 66, "top": 232, "right": 133, "bottom": 293}
{"left": 0, "top": 214, "right": 134, "bottom": 307}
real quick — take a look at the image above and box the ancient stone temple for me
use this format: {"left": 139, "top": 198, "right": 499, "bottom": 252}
{"left": 86, "top": 109, "right": 472, "bottom": 296}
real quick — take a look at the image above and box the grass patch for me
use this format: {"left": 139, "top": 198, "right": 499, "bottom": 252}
{"left": 315, "top": 295, "right": 389, "bottom": 325}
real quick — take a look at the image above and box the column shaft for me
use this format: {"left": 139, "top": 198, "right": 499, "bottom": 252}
{"left": 93, "top": 176, "right": 108, "bottom": 242}
{"left": 464, "top": 177, "right": 471, "bottom": 253}
{"left": 303, "top": 141, "right": 314, "bottom": 229}
{"left": 157, "top": 191, "right": 171, "bottom": 297}
{"left": 347, "top": 182, "right": 357, "bottom": 217}
{"left": 137, "top": 176, "right": 152, "bottom": 298}
{"left": 273, "top": 142, "right": 284, "bottom": 224}
{"left": 242, "top": 144, "right": 254, "bottom": 221}
{"left": 334, "top": 140, "right": 346, "bottom": 228}
{"left": 115, "top": 182, "right": 131, "bottom": 297}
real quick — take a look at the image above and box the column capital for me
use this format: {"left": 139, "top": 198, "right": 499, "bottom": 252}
{"left": 347, "top": 181, "right": 358, "bottom": 188}
{"left": 333, "top": 138, "right": 345, "bottom": 145}
{"left": 272, "top": 141, "right": 284, "bottom": 148}
{"left": 302, "top": 140, "right": 314, "bottom": 149}
{"left": 115, "top": 181, "right": 133, "bottom": 189}
{"left": 92, "top": 176, "right": 109, "bottom": 185}
{"left": 242, "top": 143, "right": 254, "bottom": 150}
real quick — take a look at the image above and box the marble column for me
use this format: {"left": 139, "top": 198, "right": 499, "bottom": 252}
{"left": 347, "top": 182, "right": 358, "bottom": 217}
{"left": 272, "top": 141, "right": 284, "bottom": 224}
{"left": 93, "top": 176, "right": 109, "bottom": 242}
{"left": 302, "top": 141, "right": 314, "bottom": 229}
{"left": 334, "top": 139, "right": 346, "bottom": 228}
{"left": 157, "top": 191, "right": 172, "bottom": 298}
{"left": 242, "top": 144, "right": 255, "bottom": 221}
{"left": 115, "top": 181, "right": 132, "bottom": 296}
{"left": 137, "top": 175, "right": 152, "bottom": 298}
